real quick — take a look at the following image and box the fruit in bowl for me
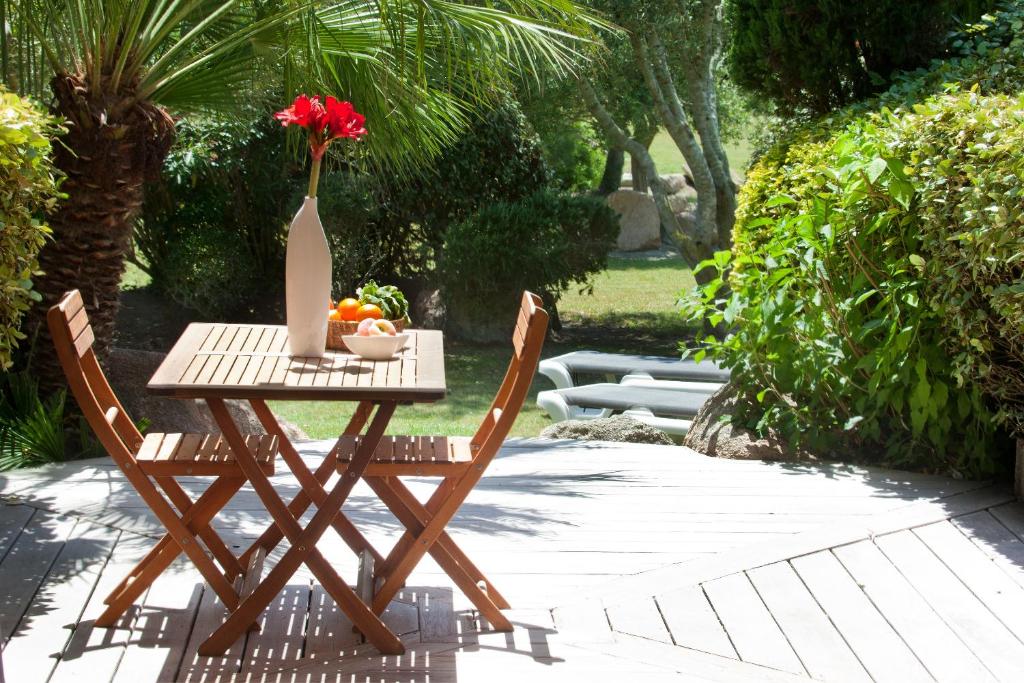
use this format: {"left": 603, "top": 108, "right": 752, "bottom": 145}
{"left": 342, "top": 330, "right": 409, "bottom": 360}
{"left": 326, "top": 281, "right": 410, "bottom": 351}
{"left": 358, "top": 318, "right": 397, "bottom": 336}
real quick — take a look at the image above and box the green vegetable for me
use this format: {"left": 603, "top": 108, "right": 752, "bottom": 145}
{"left": 357, "top": 280, "right": 409, "bottom": 321}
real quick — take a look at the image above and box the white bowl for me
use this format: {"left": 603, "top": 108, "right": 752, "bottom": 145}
{"left": 342, "top": 333, "right": 410, "bottom": 361}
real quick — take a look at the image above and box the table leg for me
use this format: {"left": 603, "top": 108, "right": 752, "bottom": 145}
{"left": 238, "top": 401, "right": 376, "bottom": 566}
{"left": 200, "top": 399, "right": 404, "bottom": 657}
{"left": 245, "top": 399, "right": 384, "bottom": 566}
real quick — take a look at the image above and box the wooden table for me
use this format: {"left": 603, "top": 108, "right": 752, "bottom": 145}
{"left": 148, "top": 323, "right": 446, "bottom": 656}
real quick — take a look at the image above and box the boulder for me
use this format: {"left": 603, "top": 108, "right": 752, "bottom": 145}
{"left": 668, "top": 191, "right": 694, "bottom": 215}
{"left": 674, "top": 210, "right": 697, "bottom": 238}
{"left": 662, "top": 173, "right": 694, "bottom": 195}
{"left": 607, "top": 189, "right": 661, "bottom": 251}
{"left": 412, "top": 288, "right": 445, "bottom": 330}
{"left": 683, "top": 384, "right": 813, "bottom": 461}
{"left": 105, "top": 348, "right": 309, "bottom": 441}
{"left": 541, "top": 415, "right": 674, "bottom": 446}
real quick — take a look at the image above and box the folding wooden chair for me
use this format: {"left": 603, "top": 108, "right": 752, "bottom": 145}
{"left": 336, "top": 291, "right": 548, "bottom": 631}
{"left": 48, "top": 290, "right": 279, "bottom": 628}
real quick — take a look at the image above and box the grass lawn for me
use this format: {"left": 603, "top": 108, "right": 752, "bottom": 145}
{"left": 270, "top": 254, "right": 696, "bottom": 439}
{"left": 628, "top": 128, "right": 755, "bottom": 180}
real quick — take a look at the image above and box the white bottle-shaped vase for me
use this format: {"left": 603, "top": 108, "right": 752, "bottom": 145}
{"left": 285, "top": 196, "right": 331, "bottom": 357}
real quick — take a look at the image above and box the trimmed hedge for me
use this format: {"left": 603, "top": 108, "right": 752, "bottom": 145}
{"left": 0, "top": 90, "right": 62, "bottom": 370}
{"left": 685, "top": 5, "right": 1024, "bottom": 476}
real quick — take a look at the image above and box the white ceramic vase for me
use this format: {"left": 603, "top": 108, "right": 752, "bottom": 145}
{"left": 285, "top": 196, "right": 332, "bottom": 357}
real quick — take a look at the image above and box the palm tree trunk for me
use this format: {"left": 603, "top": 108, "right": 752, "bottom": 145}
{"left": 24, "top": 74, "right": 174, "bottom": 391}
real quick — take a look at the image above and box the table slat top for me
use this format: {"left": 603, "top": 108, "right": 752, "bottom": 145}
{"left": 148, "top": 323, "right": 446, "bottom": 401}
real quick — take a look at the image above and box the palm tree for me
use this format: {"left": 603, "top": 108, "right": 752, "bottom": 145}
{"left": 5, "top": 0, "right": 600, "bottom": 387}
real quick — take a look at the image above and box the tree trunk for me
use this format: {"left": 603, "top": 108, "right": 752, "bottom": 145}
{"left": 630, "top": 121, "right": 658, "bottom": 194}
{"left": 631, "top": 33, "right": 719, "bottom": 260}
{"left": 596, "top": 146, "right": 625, "bottom": 196}
{"left": 23, "top": 74, "right": 175, "bottom": 392}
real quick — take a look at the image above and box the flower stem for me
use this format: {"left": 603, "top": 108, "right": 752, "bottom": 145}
{"left": 308, "top": 155, "right": 322, "bottom": 198}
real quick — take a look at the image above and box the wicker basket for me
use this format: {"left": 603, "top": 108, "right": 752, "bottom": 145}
{"left": 327, "top": 318, "right": 407, "bottom": 351}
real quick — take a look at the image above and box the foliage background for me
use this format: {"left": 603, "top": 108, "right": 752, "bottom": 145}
{"left": 0, "top": 90, "right": 62, "bottom": 370}
{"left": 686, "top": 4, "right": 1024, "bottom": 476}
{"left": 727, "top": 0, "right": 1000, "bottom": 114}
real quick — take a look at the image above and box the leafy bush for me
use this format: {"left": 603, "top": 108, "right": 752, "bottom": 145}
{"left": 139, "top": 101, "right": 553, "bottom": 318}
{"left": 375, "top": 100, "right": 553, "bottom": 276}
{"left": 137, "top": 114, "right": 299, "bottom": 317}
{"left": 0, "top": 90, "right": 62, "bottom": 370}
{"left": 443, "top": 190, "right": 619, "bottom": 323}
{"left": 727, "top": 0, "right": 998, "bottom": 114}
{"left": 685, "top": 5, "right": 1024, "bottom": 476}
{"left": 0, "top": 371, "right": 106, "bottom": 470}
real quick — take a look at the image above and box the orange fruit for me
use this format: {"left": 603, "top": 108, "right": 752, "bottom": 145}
{"left": 356, "top": 303, "right": 383, "bottom": 321}
{"left": 337, "top": 297, "right": 361, "bottom": 321}
{"left": 328, "top": 309, "right": 343, "bottom": 321}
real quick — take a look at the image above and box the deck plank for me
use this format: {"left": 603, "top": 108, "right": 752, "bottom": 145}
{"left": 702, "top": 572, "right": 804, "bottom": 675}
{"left": 747, "top": 560, "right": 871, "bottom": 682}
{"left": 791, "top": 549, "right": 932, "bottom": 682}
{"left": 175, "top": 586, "right": 245, "bottom": 683}
{"left": 833, "top": 538, "right": 996, "bottom": 683}
{"left": 875, "top": 529, "right": 1024, "bottom": 681}
{"left": 605, "top": 597, "right": 672, "bottom": 644}
{"left": 0, "top": 511, "right": 78, "bottom": 642}
{"left": 0, "top": 504, "right": 34, "bottom": 561}
{"left": 242, "top": 582, "right": 310, "bottom": 675}
{"left": 48, "top": 533, "right": 152, "bottom": 683}
{"left": 915, "top": 520, "right": 1024, "bottom": 641}
{"left": 653, "top": 585, "right": 736, "bottom": 659}
{"left": 952, "top": 510, "right": 1024, "bottom": 592}
{"left": 110, "top": 563, "right": 204, "bottom": 683}
{"left": 1, "top": 521, "right": 118, "bottom": 682}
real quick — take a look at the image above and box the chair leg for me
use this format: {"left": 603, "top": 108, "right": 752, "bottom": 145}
{"left": 366, "top": 477, "right": 513, "bottom": 631}
{"left": 97, "top": 476, "right": 244, "bottom": 627}
{"left": 156, "top": 476, "right": 246, "bottom": 580}
{"left": 376, "top": 477, "right": 511, "bottom": 609}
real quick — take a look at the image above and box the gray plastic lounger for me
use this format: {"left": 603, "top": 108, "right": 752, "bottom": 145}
{"left": 538, "top": 351, "right": 730, "bottom": 390}
{"left": 536, "top": 383, "right": 712, "bottom": 436}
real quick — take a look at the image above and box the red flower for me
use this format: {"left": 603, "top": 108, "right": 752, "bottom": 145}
{"left": 323, "top": 97, "right": 367, "bottom": 140}
{"left": 274, "top": 94, "right": 326, "bottom": 129}
{"left": 275, "top": 94, "right": 367, "bottom": 196}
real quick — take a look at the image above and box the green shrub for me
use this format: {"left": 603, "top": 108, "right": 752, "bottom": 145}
{"left": 0, "top": 90, "right": 62, "bottom": 370}
{"left": 137, "top": 114, "right": 299, "bottom": 316}
{"left": 376, "top": 100, "right": 553, "bottom": 276}
{"left": 685, "top": 6, "right": 1024, "bottom": 475}
{"left": 139, "top": 101, "right": 552, "bottom": 317}
{"left": 0, "top": 370, "right": 105, "bottom": 471}
{"left": 727, "top": 0, "right": 998, "bottom": 114}
{"left": 443, "top": 190, "right": 619, "bottom": 323}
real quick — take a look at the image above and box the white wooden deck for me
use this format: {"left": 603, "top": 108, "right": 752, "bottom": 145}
{"left": 0, "top": 439, "right": 1018, "bottom": 682}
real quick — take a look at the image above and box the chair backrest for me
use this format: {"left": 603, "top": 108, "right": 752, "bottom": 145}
{"left": 470, "top": 292, "right": 548, "bottom": 460}
{"left": 47, "top": 290, "right": 144, "bottom": 467}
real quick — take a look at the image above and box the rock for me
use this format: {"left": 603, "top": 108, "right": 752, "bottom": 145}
{"left": 412, "top": 288, "right": 445, "bottom": 330}
{"left": 683, "top": 384, "right": 813, "bottom": 461}
{"left": 674, "top": 210, "right": 697, "bottom": 238}
{"left": 541, "top": 415, "right": 674, "bottom": 446}
{"left": 668, "top": 192, "right": 694, "bottom": 215}
{"left": 105, "top": 348, "right": 308, "bottom": 441}
{"left": 662, "top": 173, "right": 694, "bottom": 195}
{"left": 607, "top": 189, "right": 661, "bottom": 251}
